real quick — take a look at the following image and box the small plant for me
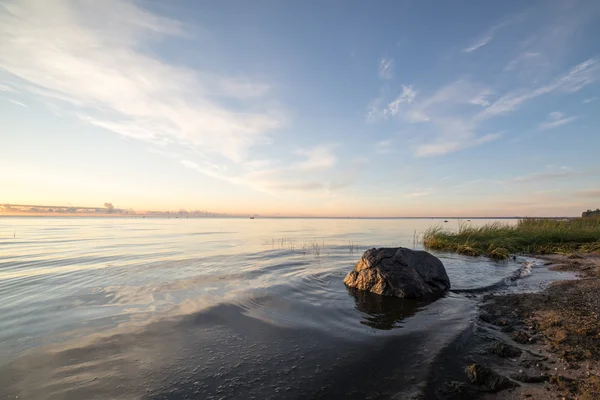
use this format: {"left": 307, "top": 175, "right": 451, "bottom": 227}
{"left": 311, "top": 240, "right": 321, "bottom": 256}
{"left": 488, "top": 247, "right": 509, "bottom": 260}
{"left": 457, "top": 244, "right": 480, "bottom": 257}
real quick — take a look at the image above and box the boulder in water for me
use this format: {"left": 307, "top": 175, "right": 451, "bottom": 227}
{"left": 343, "top": 247, "right": 451, "bottom": 298}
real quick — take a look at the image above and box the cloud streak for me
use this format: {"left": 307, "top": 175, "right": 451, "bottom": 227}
{"left": 463, "top": 36, "right": 493, "bottom": 53}
{"left": 475, "top": 58, "right": 600, "bottom": 121}
{"left": 367, "top": 85, "right": 416, "bottom": 122}
{"left": 462, "top": 14, "right": 526, "bottom": 53}
{"left": 511, "top": 167, "right": 575, "bottom": 183}
{"left": 414, "top": 132, "right": 502, "bottom": 157}
{"left": 293, "top": 146, "right": 337, "bottom": 171}
{"left": 0, "top": 0, "right": 285, "bottom": 164}
{"left": 503, "top": 52, "right": 541, "bottom": 72}
{"left": 0, "top": 96, "right": 27, "bottom": 107}
{"left": 367, "top": 56, "right": 598, "bottom": 158}
{"left": 239, "top": 151, "right": 365, "bottom": 194}
{"left": 369, "top": 80, "right": 502, "bottom": 157}
{"left": 378, "top": 58, "right": 394, "bottom": 80}
{"left": 538, "top": 112, "right": 578, "bottom": 131}
{"left": 405, "top": 189, "right": 433, "bottom": 198}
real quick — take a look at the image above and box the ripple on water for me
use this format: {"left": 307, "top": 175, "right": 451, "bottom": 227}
{"left": 1, "top": 217, "right": 544, "bottom": 399}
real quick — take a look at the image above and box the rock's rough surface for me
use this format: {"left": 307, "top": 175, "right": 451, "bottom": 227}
{"left": 343, "top": 247, "right": 451, "bottom": 298}
{"left": 489, "top": 341, "right": 522, "bottom": 358}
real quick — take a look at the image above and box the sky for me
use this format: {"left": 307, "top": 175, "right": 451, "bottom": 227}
{"left": 1, "top": 0, "right": 600, "bottom": 217}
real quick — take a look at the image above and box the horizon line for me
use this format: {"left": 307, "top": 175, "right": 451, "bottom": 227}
{"left": 0, "top": 203, "right": 582, "bottom": 219}
{"left": 0, "top": 214, "right": 577, "bottom": 220}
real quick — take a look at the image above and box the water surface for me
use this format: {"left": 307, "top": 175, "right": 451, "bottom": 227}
{"left": 0, "top": 217, "right": 547, "bottom": 399}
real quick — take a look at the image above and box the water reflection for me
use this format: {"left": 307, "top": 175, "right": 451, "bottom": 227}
{"left": 346, "top": 286, "right": 435, "bottom": 330}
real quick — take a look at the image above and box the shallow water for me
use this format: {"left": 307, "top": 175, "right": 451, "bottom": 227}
{"left": 0, "top": 217, "right": 563, "bottom": 399}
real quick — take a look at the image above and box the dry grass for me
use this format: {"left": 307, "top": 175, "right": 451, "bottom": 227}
{"left": 423, "top": 217, "right": 600, "bottom": 259}
{"left": 263, "top": 237, "right": 357, "bottom": 257}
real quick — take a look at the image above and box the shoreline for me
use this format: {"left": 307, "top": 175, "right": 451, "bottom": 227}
{"left": 427, "top": 253, "right": 600, "bottom": 399}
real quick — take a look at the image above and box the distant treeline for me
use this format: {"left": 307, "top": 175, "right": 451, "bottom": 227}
{"left": 1, "top": 203, "right": 224, "bottom": 217}
{"left": 582, "top": 209, "right": 600, "bottom": 218}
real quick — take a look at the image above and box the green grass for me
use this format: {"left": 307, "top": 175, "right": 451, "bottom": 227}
{"left": 423, "top": 217, "right": 600, "bottom": 260}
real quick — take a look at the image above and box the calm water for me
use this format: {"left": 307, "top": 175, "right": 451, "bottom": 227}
{"left": 0, "top": 217, "right": 552, "bottom": 399}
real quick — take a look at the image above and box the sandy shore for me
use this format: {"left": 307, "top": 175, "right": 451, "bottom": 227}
{"left": 429, "top": 254, "right": 600, "bottom": 399}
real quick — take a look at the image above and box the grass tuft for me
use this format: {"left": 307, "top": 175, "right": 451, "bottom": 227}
{"left": 423, "top": 217, "right": 600, "bottom": 257}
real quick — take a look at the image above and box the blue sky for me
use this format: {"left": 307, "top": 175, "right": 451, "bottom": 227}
{"left": 1, "top": 0, "right": 599, "bottom": 217}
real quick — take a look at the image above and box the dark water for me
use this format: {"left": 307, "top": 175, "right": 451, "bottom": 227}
{"left": 0, "top": 218, "right": 564, "bottom": 399}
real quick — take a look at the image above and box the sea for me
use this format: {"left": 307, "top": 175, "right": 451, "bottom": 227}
{"left": 0, "top": 217, "right": 570, "bottom": 399}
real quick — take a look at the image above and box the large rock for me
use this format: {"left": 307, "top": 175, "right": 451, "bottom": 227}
{"left": 343, "top": 247, "right": 450, "bottom": 298}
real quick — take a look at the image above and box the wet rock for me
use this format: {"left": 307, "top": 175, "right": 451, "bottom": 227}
{"left": 465, "top": 363, "right": 519, "bottom": 392}
{"left": 527, "top": 336, "right": 538, "bottom": 344}
{"left": 513, "top": 331, "right": 530, "bottom": 344}
{"left": 479, "top": 313, "right": 493, "bottom": 323}
{"left": 489, "top": 341, "right": 522, "bottom": 358}
{"left": 437, "top": 381, "right": 482, "bottom": 399}
{"left": 343, "top": 247, "right": 450, "bottom": 298}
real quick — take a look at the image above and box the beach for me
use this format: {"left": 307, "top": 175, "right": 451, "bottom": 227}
{"left": 478, "top": 254, "right": 600, "bottom": 399}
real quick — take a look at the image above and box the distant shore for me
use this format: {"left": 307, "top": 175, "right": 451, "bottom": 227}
{"left": 0, "top": 213, "right": 576, "bottom": 219}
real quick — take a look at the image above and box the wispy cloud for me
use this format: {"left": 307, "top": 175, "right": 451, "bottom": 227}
{"left": 415, "top": 132, "right": 502, "bottom": 157}
{"left": 0, "top": 0, "right": 356, "bottom": 201}
{"left": 403, "top": 80, "right": 491, "bottom": 123}
{"left": 462, "top": 14, "right": 526, "bottom": 53}
{"left": 180, "top": 159, "right": 227, "bottom": 181}
{"left": 503, "top": 52, "right": 541, "bottom": 72}
{"left": 475, "top": 58, "right": 600, "bottom": 121}
{"left": 177, "top": 145, "right": 359, "bottom": 195}
{"left": 511, "top": 166, "right": 575, "bottom": 183}
{"left": 405, "top": 189, "right": 433, "bottom": 198}
{"left": 367, "top": 55, "right": 598, "bottom": 158}
{"left": 239, "top": 152, "right": 366, "bottom": 194}
{"left": 510, "top": 2, "right": 600, "bottom": 82}
{"left": 0, "top": 83, "right": 16, "bottom": 93}
{"left": 375, "top": 139, "right": 394, "bottom": 154}
{"left": 293, "top": 145, "right": 337, "bottom": 171}
{"left": 0, "top": 0, "right": 285, "bottom": 165}
{"left": 0, "top": 96, "right": 27, "bottom": 107}
{"left": 538, "top": 111, "right": 577, "bottom": 131}
{"left": 367, "top": 85, "right": 416, "bottom": 121}
{"left": 538, "top": 117, "right": 578, "bottom": 130}
{"left": 369, "top": 80, "right": 502, "bottom": 156}
{"left": 583, "top": 97, "right": 598, "bottom": 104}
{"left": 548, "top": 111, "right": 564, "bottom": 120}
{"left": 378, "top": 58, "right": 394, "bottom": 80}
{"left": 468, "top": 90, "right": 492, "bottom": 107}
{"left": 463, "top": 36, "right": 493, "bottom": 53}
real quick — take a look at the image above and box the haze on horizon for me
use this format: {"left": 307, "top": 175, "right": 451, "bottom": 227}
{"left": 1, "top": 0, "right": 599, "bottom": 218}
